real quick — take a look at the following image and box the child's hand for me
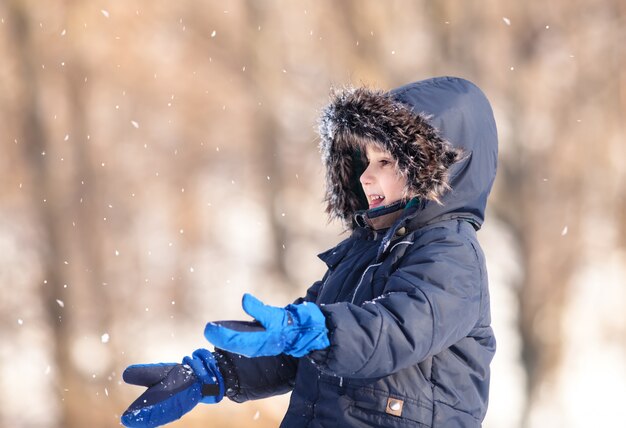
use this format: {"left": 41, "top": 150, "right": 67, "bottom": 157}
{"left": 204, "top": 293, "right": 330, "bottom": 358}
{"left": 121, "top": 349, "right": 223, "bottom": 428}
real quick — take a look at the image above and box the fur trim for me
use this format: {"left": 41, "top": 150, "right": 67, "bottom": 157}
{"left": 318, "top": 86, "right": 461, "bottom": 226}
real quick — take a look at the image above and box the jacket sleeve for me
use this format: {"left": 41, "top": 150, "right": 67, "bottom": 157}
{"left": 309, "top": 225, "right": 484, "bottom": 378}
{"left": 214, "top": 277, "right": 327, "bottom": 402}
{"left": 214, "top": 350, "right": 298, "bottom": 403}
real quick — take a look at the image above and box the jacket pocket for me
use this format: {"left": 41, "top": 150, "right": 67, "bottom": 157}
{"left": 346, "top": 385, "right": 433, "bottom": 427}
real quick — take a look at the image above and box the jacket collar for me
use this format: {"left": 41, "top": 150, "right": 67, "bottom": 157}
{"left": 353, "top": 201, "right": 404, "bottom": 231}
{"left": 353, "top": 198, "right": 422, "bottom": 231}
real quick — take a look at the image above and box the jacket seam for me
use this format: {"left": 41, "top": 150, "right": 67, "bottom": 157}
{"left": 394, "top": 275, "right": 436, "bottom": 358}
{"left": 457, "top": 221, "right": 484, "bottom": 282}
{"left": 389, "top": 240, "right": 414, "bottom": 253}
{"left": 351, "top": 301, "right": 385, "bottom": 377}
{"left": 350, "top": 262, "right": 383, "bottom": 304}
{"left": 433, "top": 399, "right": 481, "bottom": 421}
{"left": 457, "top": 220, "right": 484, "bottom": 322}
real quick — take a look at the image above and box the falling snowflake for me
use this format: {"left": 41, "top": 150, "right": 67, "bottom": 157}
{"left": 503, "top": 17, "right": 511, "bottom": 26}
{"left": 56, "top": 299, "right": 65, "bottom": 308}
{"left": 101, "top": 10, "right": 110, "bottom": 18}
{"left": 131, "top": 120, "right": 139, "bottom": 128}
{"left": 101, "top": 333, "right": 110, "bottom": 343}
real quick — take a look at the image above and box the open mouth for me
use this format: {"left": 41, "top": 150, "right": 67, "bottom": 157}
{"left": 368, "top": 194, "right": 385, "bottom": 208}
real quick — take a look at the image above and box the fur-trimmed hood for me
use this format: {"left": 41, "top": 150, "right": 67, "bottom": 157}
{"left": 318, "top": 76, "right": 498, "bottom": 230}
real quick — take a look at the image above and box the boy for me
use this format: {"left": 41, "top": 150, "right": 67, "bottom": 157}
{"left": 121, "top": 76, "right": 498, "bottom": 427}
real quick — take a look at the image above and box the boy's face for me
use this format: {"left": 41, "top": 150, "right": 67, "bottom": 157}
{"left": 359, "top": 145, "right": 407, "bottom": 209}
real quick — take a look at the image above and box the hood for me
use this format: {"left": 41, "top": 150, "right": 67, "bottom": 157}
{"left": 318, "top": 76, "right": 498, "bottom": 230}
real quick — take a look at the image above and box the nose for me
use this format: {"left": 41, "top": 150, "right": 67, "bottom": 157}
{"left": 359, "top": 163, "right": 373, "bottom": 186}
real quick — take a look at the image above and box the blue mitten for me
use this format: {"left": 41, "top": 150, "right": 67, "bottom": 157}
{"left": 203, "top": 293, "right": 330, "bottom": 358}
{"left": 121, "top": 349, "right": 224, "bottom": 428}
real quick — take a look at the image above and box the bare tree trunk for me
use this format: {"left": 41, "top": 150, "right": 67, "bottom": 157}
{"left": 7, "top": 2, "right": 119, "bottom": 426}
{"left": 64, "top": 37, "right": 121, "bottom": 428}
{"left": 612, "top": 0, "right": 626, "bottom": 251}
{"left": 493, "top": 8, "right": 586, "bottom": 423}
{"left": 6, "top": 2, "right": 72, "bottom": 427}
{"left": 242, "top": 1, "right": 291, "bottom": 283}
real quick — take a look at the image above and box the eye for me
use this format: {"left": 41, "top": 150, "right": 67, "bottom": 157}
{"left": 379, "top": 159, "right": 391, "bottom": 167}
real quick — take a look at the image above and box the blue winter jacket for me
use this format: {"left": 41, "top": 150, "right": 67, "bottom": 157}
{"left": 215, "top": 76, "right": 498, "bottom": 427}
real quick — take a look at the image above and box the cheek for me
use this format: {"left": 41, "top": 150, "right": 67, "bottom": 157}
{"left": 383, "top": 174, "right": 407, "bottom": 197}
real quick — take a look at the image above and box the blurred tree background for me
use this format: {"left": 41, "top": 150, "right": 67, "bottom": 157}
{"left": 0, "top": 0, "right": 624, "bottom": 427}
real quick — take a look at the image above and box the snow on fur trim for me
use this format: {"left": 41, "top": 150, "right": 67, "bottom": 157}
{"left": 318, "top": 86, "right": 461, "bottom": 226}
